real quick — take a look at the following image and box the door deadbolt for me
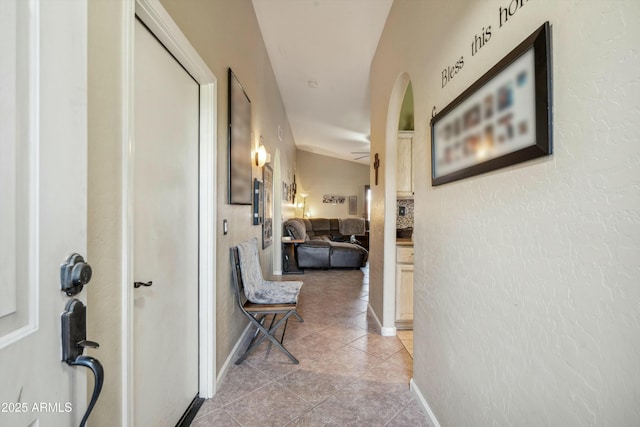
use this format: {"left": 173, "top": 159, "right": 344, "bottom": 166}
{"left": 61, "top": 253, "right": 93, "bottom": 296}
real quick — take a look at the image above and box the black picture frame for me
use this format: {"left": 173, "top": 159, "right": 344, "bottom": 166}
{"left": 228, "top": 68, "right": 252, "bottom": 204}
{"left": 253, "top": 178, "right": 263, "bottom": 225}
{"left": 431, "top": 22, "right": 552, "bottom": 186}
{"left": 262, "top": 165, "right": 273, "bottom": 248}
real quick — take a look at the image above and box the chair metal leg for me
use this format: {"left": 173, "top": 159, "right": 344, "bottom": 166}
{"left": 235, "top": 311, "right": 300, "bottom": 364}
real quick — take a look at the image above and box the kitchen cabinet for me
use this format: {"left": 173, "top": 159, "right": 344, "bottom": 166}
{"left": 396, "top": 131, "right": 414, "bottom": 198}
{"left": 396, "top": 244, "right": 414, "bottom": 329}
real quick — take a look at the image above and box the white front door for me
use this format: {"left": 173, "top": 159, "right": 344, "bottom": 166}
{"left": 133, "top": 19, "right": 200, "bottom": 425}
{"left": 0, "top": 1, "right": 89, "bottom": 426}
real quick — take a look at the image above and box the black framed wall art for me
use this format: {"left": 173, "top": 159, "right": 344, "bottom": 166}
{"left": 228, "top": 68, "right": 252, "bottom": 204}
{"left": 431, "top": 22, "right": 552, "bottom": 186}
{"left": 252, "top": 178, "right": 263, "bottom": 225}
{"left": 262, "top": 164, "right": 273, "bottom": 248}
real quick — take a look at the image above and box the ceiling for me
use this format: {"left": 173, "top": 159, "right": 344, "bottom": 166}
{"left": 252, "top": 0, "right": 393, "bottom": 165}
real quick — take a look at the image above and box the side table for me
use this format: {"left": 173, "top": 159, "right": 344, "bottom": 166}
{"left": 282, "top": 239, "right": 305, "bottom": 275}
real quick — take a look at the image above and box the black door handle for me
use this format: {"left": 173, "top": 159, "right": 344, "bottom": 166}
{"left": 134, "top": 281, "right": 153, "bottom": 288}
{"left": 61, "top": 299, "right": 104, "bottom": 427}
{"left": 71, "top": 356, "right": 104, "bottom": 427}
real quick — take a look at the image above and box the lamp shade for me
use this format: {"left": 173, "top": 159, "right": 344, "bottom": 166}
{"left": 255, "top": 145, "right": 267, "bottom": 167}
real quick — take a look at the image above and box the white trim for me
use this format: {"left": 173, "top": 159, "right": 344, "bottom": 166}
{"left": 135, "top": 0, "right": 215, "bottom": 83}
{"left": 410, "top": 379, "right": 442, "bottom": 427}
{"left": 126, "top": 2, "right": 219, "bottom": 419}
{"left": 216, "top": 323, "right": 252, "bottom": 385}
{"left": 28, "top": 0, "right": 40, "bottom": 344}
{"left": 381, "top": 326, "right": 397, "bottom": 337}
{"left": 383, "top": 73, "right": 412, "bottom": 332}
{"left": 121, "top": 1, "right": 135, "bottom": 426}
{"left": 272, "top": 149, "right": 283, "bottom": 274}
{"left": 367, "top": 303, "right": 396, "bottom": 336}
{"left": 197, "top": 82, "right": 217, "bottom": 398}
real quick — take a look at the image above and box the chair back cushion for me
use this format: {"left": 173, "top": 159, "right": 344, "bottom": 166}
{"left": 236, "top": 238, "right": 302, "bottom": 304}
{"left": 237, "top": 238, "right": 265, "bottom": 296}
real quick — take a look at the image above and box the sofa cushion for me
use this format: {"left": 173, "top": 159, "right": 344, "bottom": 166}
{"left": 339, "top": 218, "right": 365, "bottom": 235}
{"left": 329, "top": 241, "right": 368, "bottom": 268}
{"left": 309, "top": 218, "right": 331, "bottom": 236}
{"left": 296, "top": 240, "right": 330, "bottom": 268}
{"left": 284, "top": 219, "right": 308, "bottom": 241}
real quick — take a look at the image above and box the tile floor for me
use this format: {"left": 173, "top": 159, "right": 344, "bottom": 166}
{"left": 192, "top": 266, "right": 431, "bottom": 426}
{"left": 396, "top": 330, "right": 413, "bottom": 357}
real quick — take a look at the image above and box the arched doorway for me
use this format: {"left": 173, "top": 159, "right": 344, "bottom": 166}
{"left": 382, "top": 73, "right": 414, "bottom": 337}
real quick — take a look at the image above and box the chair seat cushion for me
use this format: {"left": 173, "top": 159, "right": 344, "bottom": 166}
{"left": 249, "top": 280, "right": 303, "bottom": 304}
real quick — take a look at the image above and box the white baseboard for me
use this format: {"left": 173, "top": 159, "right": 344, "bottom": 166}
{"left": 367, "top": 303, "right": 396, "bottom": 336}
{"left": 216, "top": 323, "right": 252, "bottom": 386}
{"left": 381, "top": 326, "right": 397, "bottom": 336}
{"left": 273, "top": 270, "right": 282, "bottom": 276}
{"left": 410, "top": 378, "right": 441, "bottom": 427}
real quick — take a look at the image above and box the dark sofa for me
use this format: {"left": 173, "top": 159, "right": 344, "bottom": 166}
{"left": 283, "top": 218, "right": 369, "bottom": 269}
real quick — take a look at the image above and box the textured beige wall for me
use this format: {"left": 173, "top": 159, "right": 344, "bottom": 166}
{"left": 295, "top": 150, "right": 370, "bottom": 219}
{"left": 159, "top": 0, "right": 297, "bottom": 374}
{"left": 372, "top": 0, "right": 640, "bottom": 425}
{"left": 87, "top": 1, "right": 127, "bottom": 425}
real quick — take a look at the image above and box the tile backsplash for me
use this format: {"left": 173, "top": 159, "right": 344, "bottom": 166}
{"left": 396, "top": 199, "right": 414, "bottom": 229}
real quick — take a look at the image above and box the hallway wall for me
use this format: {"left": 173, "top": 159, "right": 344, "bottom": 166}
{"left": 87, "top": 3, "right": 298, "bottom": 425}
{"left": 159, "top": 0, "right": 298, "bottom": 375}
{"left": 370, "top": 0, "right": 640, "bottom": 425}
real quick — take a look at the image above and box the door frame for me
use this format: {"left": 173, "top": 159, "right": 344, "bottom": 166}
{"left": 123, "top": 0, "right": 217, "bottom": 422}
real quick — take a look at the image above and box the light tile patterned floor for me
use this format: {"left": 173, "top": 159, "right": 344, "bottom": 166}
{"left": 396, "top": 330, "right": 414, "bottom": 357}
{"left": 192, "top": 266, "right": 431, "bottom": 427}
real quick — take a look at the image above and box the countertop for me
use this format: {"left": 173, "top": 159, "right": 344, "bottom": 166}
{"left": 396, "top": 238, "right": 413, "bottom": 246}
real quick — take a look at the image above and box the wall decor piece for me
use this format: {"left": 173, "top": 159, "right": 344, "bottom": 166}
{"left": 373, "top": 153, "right": 380, "bottom": 185}
{"left": 323, "top": 195, "right": 345, "bottom": 204}
{"left": 253, "top": 178, "right": 263, "bottom": 225}
{"left": 262, "top": 165, "right": 273, "bottom": 248}
{"left": 431, "top": 22, "right": 551, "bottom": 186}
{"left": 228, "top": 68, "right": 252, "bottom": 204}
{"left": 291, "top": 175, "right": 297, "bottom": 202}
{"left": 348, "top": 196, "right": 357, "bottom": 215}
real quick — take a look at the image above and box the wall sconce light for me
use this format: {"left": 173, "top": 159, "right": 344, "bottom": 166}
{"left": 254, "top": 144, "right": 269, "bottom": 167}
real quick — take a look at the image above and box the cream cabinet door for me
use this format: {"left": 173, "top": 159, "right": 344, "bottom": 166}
{"left": 395, "top": 263, "right": 414, "bottom": 322}
{"left": 396, "top": 132, "right": 414, "bottom": 197}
